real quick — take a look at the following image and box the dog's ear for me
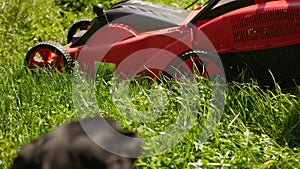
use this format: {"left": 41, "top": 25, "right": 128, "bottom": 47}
{"left": 106, "top": 118, "right": 142, "bottom": 158}
{"left": 122, "top": 131, "right": 142, "bottom": 159}
{"left": 80, "top": 117, "right": 142, "bottom": 158}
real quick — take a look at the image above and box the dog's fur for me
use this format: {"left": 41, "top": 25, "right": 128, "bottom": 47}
{"left": 12, "top": 117, "right": 141, "bottom": 169}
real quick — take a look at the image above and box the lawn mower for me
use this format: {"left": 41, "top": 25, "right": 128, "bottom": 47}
{"left": 25, "top": 0, "right": 300, "bottom": 88}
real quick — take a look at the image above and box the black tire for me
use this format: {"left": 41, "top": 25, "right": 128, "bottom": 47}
{"left": 67, "top": 19, "right": 92, "bottom": 43}
{"left": 25, "top": 41, "right": 73, "bottom": 74}
{"left": 165, "top": 50, "right": 225, "bottom": 81}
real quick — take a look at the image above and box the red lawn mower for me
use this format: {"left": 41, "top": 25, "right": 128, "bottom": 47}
{"left": 25, "top": 0, "right": 300, "bottom": 88}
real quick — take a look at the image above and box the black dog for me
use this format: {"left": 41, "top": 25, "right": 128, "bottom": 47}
{"left": 12, "top": 117, "right": 142, "bottom": 169}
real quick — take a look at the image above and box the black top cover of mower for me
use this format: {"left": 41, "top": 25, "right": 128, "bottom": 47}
{"left": 106, "top": 0, "right": 189, "bottom": 31}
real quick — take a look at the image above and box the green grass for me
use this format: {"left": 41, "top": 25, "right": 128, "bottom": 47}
{"left": 0, "top": 0, "right": 299, "bottom": 168}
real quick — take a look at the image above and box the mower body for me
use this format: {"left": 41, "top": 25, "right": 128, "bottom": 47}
{"left": 27, "top": 0, "right": 300, "bottom": 88}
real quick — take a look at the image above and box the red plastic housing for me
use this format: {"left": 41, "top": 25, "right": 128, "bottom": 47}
{"left": 198, "top": 0, "right": 300, "bottom": 53}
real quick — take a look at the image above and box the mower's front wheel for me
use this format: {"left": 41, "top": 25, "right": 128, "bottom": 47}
{"left": 25, "top": 42, "right": 73, "bottom": 74}
{"left": 67, "top": 19, "right": 92, "bottom": 43}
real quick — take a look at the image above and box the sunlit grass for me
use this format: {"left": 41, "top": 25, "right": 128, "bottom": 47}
{"left": 0, "top": 0, "right": 299, "bottom": 168}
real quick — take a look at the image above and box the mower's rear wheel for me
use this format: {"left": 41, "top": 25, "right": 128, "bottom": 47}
{"left": 67, "top": 19, "right": 92, "bottom": 43}
{"left": 25, "top": 42, "right": 73, "bottom": 74}
{"left": 166, "top": 50, "right": 225, "bottom": 81}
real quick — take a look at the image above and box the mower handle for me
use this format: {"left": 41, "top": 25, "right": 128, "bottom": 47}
{"left": 188, "top": 0, "right": 221, "bottom": 27}
{"left": 185, "top": 0, "right": 200, "bottom": 9}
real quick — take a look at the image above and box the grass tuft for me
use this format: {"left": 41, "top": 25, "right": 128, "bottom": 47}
{"left": 0, "top": 0, "right": 299, "bottom": 168}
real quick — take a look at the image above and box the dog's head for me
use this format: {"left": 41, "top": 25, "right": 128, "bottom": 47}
{"left": 12, "top": 117, "right": 142, "bottom": 169}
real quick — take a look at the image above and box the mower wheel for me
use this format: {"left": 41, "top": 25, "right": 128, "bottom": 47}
{"left": 25, "top": 42, "right": 73, "bottom": 74}
{"left": 67, "top": 19, "right": 92, "bottom": 43}
{"left": 166, "top": 50, "right": 225, "bottom": 80}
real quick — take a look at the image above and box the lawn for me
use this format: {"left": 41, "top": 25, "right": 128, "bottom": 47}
{"left": 0, "top": 0, "right": 299, "bottom": 168}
